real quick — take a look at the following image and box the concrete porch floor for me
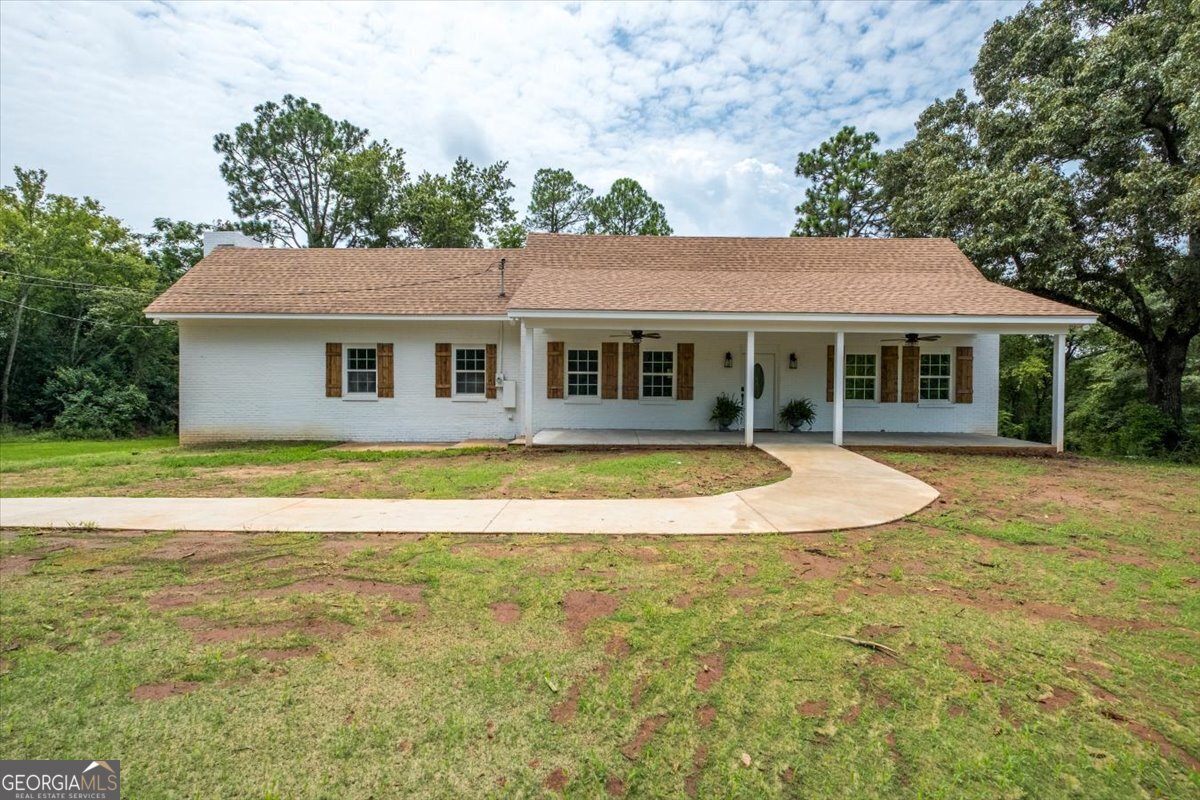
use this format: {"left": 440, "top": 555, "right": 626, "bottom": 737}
{"left": 528, "top": 429, "right": 1053, "bottom": 452}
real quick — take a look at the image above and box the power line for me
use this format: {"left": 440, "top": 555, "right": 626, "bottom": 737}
{"left": 0, "top": 269, "right": 157, "bottom": 296}
{"left": 0, "top": 261, "right": 500, "bottom": 298}
{"left": 0, "top": 297, "right": 164, "bottom": 329}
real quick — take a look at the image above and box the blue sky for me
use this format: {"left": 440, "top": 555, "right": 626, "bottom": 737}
{"left": 0, "top": 0, "right": 1022, "bottom": 238}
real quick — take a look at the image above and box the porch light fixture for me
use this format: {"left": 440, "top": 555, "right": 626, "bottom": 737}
{"left": 724, "top": 352, "right": 733, "bottom": 368}
{"left": 788, "top": 352, "right": 798, "bottom": 369}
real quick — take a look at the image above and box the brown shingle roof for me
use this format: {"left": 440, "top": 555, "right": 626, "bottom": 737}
{"left": 144, "top": 234, "right": 1093, "bottom": 319}
{"left": 511, "top": 235, "right": 1092, "bottom": 317}
{"left": 144, "top": 246, "right": 518, "bottom": 316}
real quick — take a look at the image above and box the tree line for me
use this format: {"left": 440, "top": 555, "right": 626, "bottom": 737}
{"left": 0, "top": 0, "right": 1194, "bottom": 457}
{"left": 790, "top": 0, "right": 1197, "bottom": 457}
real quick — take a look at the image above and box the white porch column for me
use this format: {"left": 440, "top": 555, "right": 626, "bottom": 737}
{"left": 521, "top": 321, "right": 534, "bottom": 447}
{"left": 744, "top": 330, "right": 755, "bottom": 447}
{"left": 832, "top": 330, "right": 845, "bottom": 446}
{"left": 1051, "top": 332, "right": 1066, "bottom": 453}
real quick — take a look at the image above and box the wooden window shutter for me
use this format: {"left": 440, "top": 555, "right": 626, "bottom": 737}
{"left": 435, "top": 343, "right": 451, "bottom": 398}
{"left": 901, "top": 346, "right": 920, "bottom": 403}
{"left": 677, "top": 343, "right": 695, "bottom": 401}
{"left": 485, "top": 344, "right": 498, "bottom": 399}
{"left": 547, "top": 341, "right": 564, "bottom": 399}
{"left": 880, "top": 345, "right": 898, "bottom": 403}
{"left": 377, "top": 343, "right": 394, "bottom": 398}
{"left": 326, "top": 343, "right": 342, "bottom": 398}
{"left": 955, "top": 346, "right": 974, "bottom": 404}
{"left": 825, "top": 344, "right": 835, "bottom": 402}
{"left": 601, "top": 342, "right": 619, "bottom": 399}
{"left": 622, "top": 342, "right": 640, "bottom": 399}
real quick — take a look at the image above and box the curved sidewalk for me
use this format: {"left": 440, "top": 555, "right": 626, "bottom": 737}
{"left": 0, "top": 440, "right": 938, "bottom": 535}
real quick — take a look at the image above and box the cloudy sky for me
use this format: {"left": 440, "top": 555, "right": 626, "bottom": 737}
{"left": 0, "top": 0, "right": 1020, "bottom": 239}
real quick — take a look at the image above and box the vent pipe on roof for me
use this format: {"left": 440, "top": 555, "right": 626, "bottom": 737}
{"left": 498, "top": 257, "right": 507, "bottom": 298}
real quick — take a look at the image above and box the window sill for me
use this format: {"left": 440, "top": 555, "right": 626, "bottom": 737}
{"left": 565, "top": 396, "right": 602, "bottom": 405}
{"left": 918, "top": 400, "right": 954, "bottom": 408}
{"left": 844, "top": 401, "right": 878, "bottom": 408}
{"left": 639, "top": 398, "right": 675, "bottom": 405}
{"left": 452, "top": 395, "right": 489, "bottom": 403}
{"left": 343, "top": 394, "right": 378, "bottom": 402}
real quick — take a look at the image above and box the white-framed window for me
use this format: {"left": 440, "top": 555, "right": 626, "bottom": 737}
{"left": 642, "top": 350, "right": 674, "bottom": 399}
{"left": 345, "top": 346, "right": 377, "bottom": 396}
{"left": 454, "top": 345, "right": 487, "bottom": 397}
{"left": 844, "top": 353, "right": 877, "bottom": 402}
{"left": 567, "top": 348, "right": 599, "bottom": 397}
{"left": 919, "top": 352, "right": 952, "bottom": 401}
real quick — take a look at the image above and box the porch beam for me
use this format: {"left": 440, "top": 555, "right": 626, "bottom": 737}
{"left": 1051, "top": 332, "right": 1066, "bottom": 453}
{"left": 521, "top": 322, "right": 534, "bottom": 447}
{"left": 833, "top": 330, "right": 845, "bottom": 446}
{"left": 744, "top": 330, "right": 755, "bottom": 447}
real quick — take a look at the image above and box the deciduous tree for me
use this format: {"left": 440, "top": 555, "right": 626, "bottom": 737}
{"left": 881, "top": 0, "right": 1199, "bottom": 441}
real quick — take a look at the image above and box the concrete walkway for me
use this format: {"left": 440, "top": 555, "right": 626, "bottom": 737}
{"left": 0, "top": 439, "right": 938, "bottom": 535}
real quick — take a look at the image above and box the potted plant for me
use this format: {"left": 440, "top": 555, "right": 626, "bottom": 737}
{"left": 710, "top": 393, "right": 743, "bottom": 431}
{"left": 779, "top": 397, "right": 816, "bottom": 432}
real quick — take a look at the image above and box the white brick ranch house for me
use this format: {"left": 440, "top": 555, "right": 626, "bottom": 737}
{"left": 144, "top": 233, "right": 1096, "bottom": 450}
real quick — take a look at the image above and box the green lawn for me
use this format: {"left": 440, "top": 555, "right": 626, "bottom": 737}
{"left": 1, "top": 453, "right": 1198, "bottom": 798}
{"left": 0, "top": 437, "right": 787, "bottom": 500}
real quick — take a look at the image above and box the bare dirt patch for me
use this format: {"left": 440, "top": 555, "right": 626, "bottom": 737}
{"left": 1036, "top": 686, "right": 1077, "bottom": 712}
{"left": 544, "top": 767, "right": 568, "bottom": 793}
{"left": 945, "top": 643, "right": 1000, "bottom": 684}
{"left": 842, "top": 704, "right": 862, "bottom": 724}
{"left": 147, "top": 532, "right": 249, "bottom": 563}
{"left": 490, "top": 602, "right": 521, "bottom": 625}
{"left": 550, "top": 683, "right": 581, "bottom": 725}
{"left": 132, "top": 681, "right": 201, "bottom": 701}
{"left": 671, "top": 593, "right": 695, "bottom": 609}
{"left": 253, "top": 645, "right": 319, "bottom": 663}
{"left": 622, "top": 715, "right": 667, "bottom": 760}
{"left": 606, "top": 635, "right": 631, "bottom": 657}
{"left": 695, "top": 705, "right": 717, "bottom": 728}
{"left": 631, "top": 675, "right": 650, "bottom": 707}
{"left": 685, "top": 745, "right": 708, "bottom": 797}
{"left": 694, "top": 652, "right": 725, "bottom": 692}
{"left": 784, "top": 548, "right": 844, "bottom": 581}
{"left": 0, "top": 555, "right": 38, "bottom": 576}
{"left": 797, "top": 700, "right": 829, "bottom": 717}
{"left": 605, "top": 774, "right": 627, "bottom": 796}
{"left": 1101, "top": 709, "right": 1200, "bottom": 771}
{"left": 561, "top": 591, "right": 620, "bottom": 638}
{"left": 148, "top": 581, "right": 229, "bottom": 611}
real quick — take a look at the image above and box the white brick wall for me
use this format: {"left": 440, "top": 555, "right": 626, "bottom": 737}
{"left": 178, "top": 320, "right": 522, "bottom": 443}
{"left": 177, "top": 321, "right": 998, "bottom": 442}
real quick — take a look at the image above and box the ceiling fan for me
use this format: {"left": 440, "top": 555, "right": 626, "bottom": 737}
{"left": 610, "top": 329, "right": 662, "bottom": 343}
{"left": 882, "top": 333, "right": 942, "bottom": 346}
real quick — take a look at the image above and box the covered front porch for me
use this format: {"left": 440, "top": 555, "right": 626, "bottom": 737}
{"left": 516, "top": 316, "right": 1073, "bottom": 452}
{"left": 526, "top": 429, "right": 1053, "bottom": 452}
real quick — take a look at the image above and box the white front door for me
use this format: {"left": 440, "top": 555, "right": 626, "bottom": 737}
{"left": 749, "top": 353, "right": 775, "bottom": 430}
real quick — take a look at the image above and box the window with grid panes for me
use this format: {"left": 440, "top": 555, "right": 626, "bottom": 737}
{"left": 641, "top": 350, "right": 673, "bottom": 398}
{"left": 454, "top": 346, "right": 486, "bottom": 396}
{"left": 844, "top": 353, "right": 877, "bottom": 401}
{"left": 919, "top": 353, "right": 952, "bottom": 400}
{"left": 346, "top": 347, "right": 377, "bottom": 394}
{"left": 567, "top": 348, "right": 599, "bottom": 397}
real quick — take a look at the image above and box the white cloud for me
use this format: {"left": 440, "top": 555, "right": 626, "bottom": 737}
{"left": 0, "top": 0, "right": 1021, "bottom": 237}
